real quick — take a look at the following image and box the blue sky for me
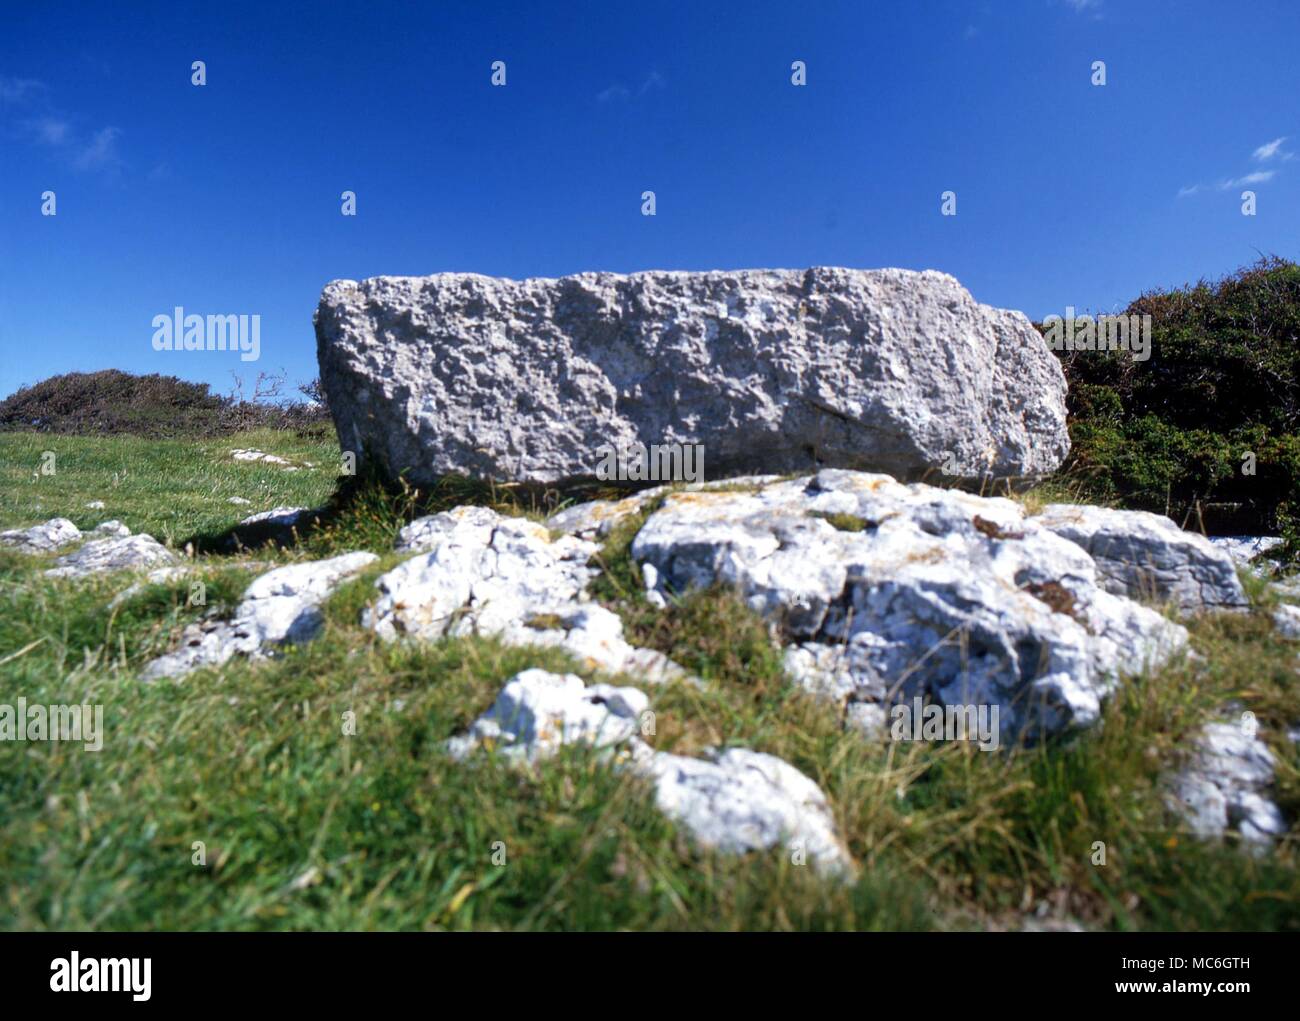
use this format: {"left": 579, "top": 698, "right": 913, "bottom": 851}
{"left": 2, "top": 0, "right": 1297, "bottom": 400}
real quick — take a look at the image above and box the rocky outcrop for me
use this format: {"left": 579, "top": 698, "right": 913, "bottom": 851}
{"left": 46, "top": 534, "right": 177, "bottom": 578}
{"left": 315, "top": 267, "right": 1069, "bottom": 487}
{"left": 450, "top": 668, "right": 853, "bottom": 875}
{"left": 623, "top": 471, "right": 1189, "bottom": 741}
{"left": 142, "top": 552, "right": 377, "bottom": 679}
{"left": 368, "top": 507, "right": 690, "bottom": 684}
{"left": 1033, "top": 505, "right": 1248, "bottom": 613}
{"left": 1, "top": 517, "right": 81, "bottom": 553}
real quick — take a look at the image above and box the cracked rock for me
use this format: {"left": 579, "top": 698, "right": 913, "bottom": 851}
{"left": 629, "top": 470, "right": 1189, "bottom": 740}
{"left": 45, "top": 534, "right": 177, "bottom": 578}
{"left": 141, "top": 551, "right": 378, "bottom": 679}
{"left": 368, "top": 508, "right": 691, "bottom": 684}
{"left": 1033, "top": 504, "right": 1247, "bottom": 613}
{"left": 1, "top": 518, "right": 82, "bottom": 553}
{"left": 316, "top": 267, "right": 1069, "bottom": 487}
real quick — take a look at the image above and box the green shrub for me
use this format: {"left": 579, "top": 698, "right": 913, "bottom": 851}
{"left": 1040, "top": 256, "right": 1300, "bottom": 565}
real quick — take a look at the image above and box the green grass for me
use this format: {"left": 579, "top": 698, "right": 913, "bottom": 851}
{"left": 0, "top": 429, "right": 340, "bottom": 549}
{"left": 0, "top": 429, "right": 1297, "bottom": 930}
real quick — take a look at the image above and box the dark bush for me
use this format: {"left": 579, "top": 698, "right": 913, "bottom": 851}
{"left": 0, "top": 369, "right": 332, "bottom": 439}
{"left": 1041, "top": 256, "right": 1300, "bottom": 564}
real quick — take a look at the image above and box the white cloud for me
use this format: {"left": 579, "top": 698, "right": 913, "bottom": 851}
{"left": 29, "top": 116, "right": 70, "bottom": 145}
{"left": 1220, "top": 170, "right": 1275, "bottom": 189}
{"left": 1252, "top": 136, "right": 1292, "bottom": 162}
{"left": 1064, "top": 0, "right": 1102, "bottom": 12}
{"left": 1177, "top": 184, "right": 1202, "bottom": 198}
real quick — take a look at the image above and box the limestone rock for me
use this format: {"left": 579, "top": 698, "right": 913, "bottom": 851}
{"left": 1208, "top": 535, "right": 1283, "bottom": 573}
{"left": 1033, "top": 505, "right": 1247, "bottom": 613}
{"left": 628, "top": 470, "right": 1189, "bottom": 740}
{"left": 92, "top": 520, "right": 131, "bottom": 538}
{"left": 368, "top": 507, "right": 691, "bottom": 684}
{"left": 1, "top": 517, "right": 81, "bottom": 553}
{"left": 449, "top": 668, "right": 853, "bottom": 875}
{"left": 1272, "top": 603, "right": 1300, "bottom": 640}
{"left": 45, "top": 534, "right": 176, "bottom": 578}
{"left": 637, "top": 745, "right": 852, "bottom": 875}
{"left": 141, "top": 552, "right": 377, "bottom": 679}
{"left": 315, "top": 267, "right": 1069, "bottom": 487}
{"left": 238, "top": 507, "right": 310, "bottom": 528}
{"left": 1166, "top": 721, "right": 1286, "bottom": 845}
{"left": 447, "top": 667, "right": 648, "bottom": 764}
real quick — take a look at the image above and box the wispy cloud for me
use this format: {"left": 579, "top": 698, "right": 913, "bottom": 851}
{"left": 596, "top": 83, "right": 630, "bottom": 104}
{"left": 0, "top": 73, "right": 125, "bottom": 175}
{"left": 637, "top": 70, "right": 665, "bottom": 97}
{"left": 73, "top": 126, "right": 123, "bottom": 171}
{"left": 1220, "top": 170, "right": 1275, "bottom": 189}
{"left": 1252, "top": 136, "right": 1293, "bottom": 162}
{"left": 1063, "top": 0, "right": 1102, "bottom": 14}
{"left": 598, "top": 71, "right": 665, "bottom": 104}
{"left": 29, "top": 116, "right": 70, "bottom": 145}
{"left": 0, "top": 76, "right": 44, "bottom": 104}
{"left": 1179, "top": 138, "right": 1290, "bottom": 197}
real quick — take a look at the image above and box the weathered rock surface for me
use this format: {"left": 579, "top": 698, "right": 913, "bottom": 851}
{"left": 626, "top": 470, "right": 1189, "bottom": 740}
{"left": 1034, "top": 505, "right": 1248, "bottom": 613}
{"left": 142, "top": 552, "right": 377, "bottom": 679}
{"left": 637, "top": 745, "right": 851, "bottom": 875}
{"left": 1166, "top": 721, "right": 1286, "bottom": 845}
{"left": 1272, "top": 603, "right": 1300, "bottom": 640}
{"left": 450, "top": 668, "right": 853, "bottom": 874}
{"left": 545, "top": 475, "right": 782, "bottom": 541}
{"left": 1208, "top": 535, "right": 1283, "bottom": 573}
{"left": 315, "top": 268, "right": 1069, "bottom": 487}
{"left": 447, "top": 667, "right": 649, "bottom": 764}
{"left": 1, "top": 517, "right": 81, "bottom": 553}
{"left": 46, "top": 534, "right": 176, "bottom": 578}
{"left": 91, "top": 520, "right": 131, "bottom": 538}
{"left": 238, "top": 507, "right": 311, "bottom": 528}
{"left": 369, "top": 508, "right": 690, "bottom": 683}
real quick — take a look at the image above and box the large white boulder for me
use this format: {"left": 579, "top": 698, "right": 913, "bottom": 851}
{"left": 315, "top": 267, "right": 1069, "bottom": 486}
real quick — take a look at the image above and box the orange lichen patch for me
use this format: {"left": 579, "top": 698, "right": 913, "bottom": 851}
{"left": 664, "top": 491, "right": 742, "bottom": 509}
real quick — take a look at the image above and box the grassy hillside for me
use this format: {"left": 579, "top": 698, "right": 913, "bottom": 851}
{"left": 1, "top": 429, "right": 1297, "bottom": 931}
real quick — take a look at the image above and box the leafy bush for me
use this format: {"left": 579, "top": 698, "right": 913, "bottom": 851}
{"left": 0, "top": 369, "right": 331, "bottom": 439}
{"left": 1042, "top": 256, "right": 1300, "bottom": 565}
